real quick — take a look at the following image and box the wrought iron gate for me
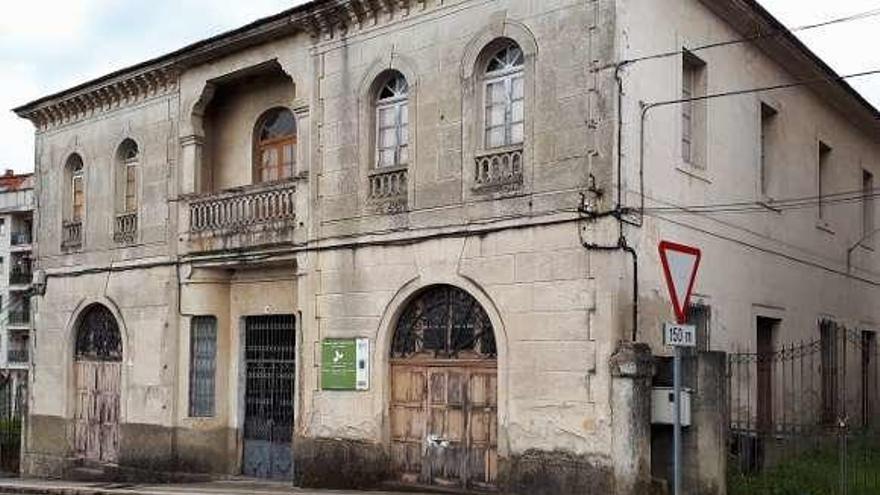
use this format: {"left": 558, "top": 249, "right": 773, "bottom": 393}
{"left": 242, "top": 315, "right": 295, "bottom": 480}
{"left": 728, "top": 321, "right": 880, "bottom": 494}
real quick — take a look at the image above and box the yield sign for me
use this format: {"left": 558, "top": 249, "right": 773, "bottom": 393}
{"left": 658, "top": 241, "right": 702, "bottom": 324}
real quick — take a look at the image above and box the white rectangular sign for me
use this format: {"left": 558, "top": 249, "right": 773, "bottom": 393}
{"left": 664, "top": 323, "right": 696, "bottom": 347}
{"left": 355, "top": 337, "right": 370, "bottom": 391}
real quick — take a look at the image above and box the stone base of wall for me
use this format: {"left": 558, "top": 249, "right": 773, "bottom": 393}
{"left": 499, "top": 449, "right": 614, "bottom": 495}
{"left": 23, "top": 415, "right": 235, "bottom": 481}
{"left": 292, "top": 437, "right": 389, "bottom": 489}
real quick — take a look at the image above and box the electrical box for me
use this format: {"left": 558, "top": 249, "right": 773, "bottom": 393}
{"left": 651, "top": 386, "right": 692, "bottom": 427}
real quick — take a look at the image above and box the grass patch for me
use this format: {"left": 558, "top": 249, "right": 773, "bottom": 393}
{"left": 730, "top": 441, "right": 880, "bottom": 495}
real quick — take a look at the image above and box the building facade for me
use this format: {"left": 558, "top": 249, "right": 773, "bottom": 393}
{"left": 12, "top": 0, "right": 880, "bottom": 493}
{"left": 0, "top": 172, "right": 34, "bottom": 420}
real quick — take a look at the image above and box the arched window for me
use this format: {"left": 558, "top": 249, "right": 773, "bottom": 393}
{"left": 66, "top": 154, "right": 85, "bottom": 222}
{"left": 375, "top": 72, "right": 409, "bottom": 168}
{"left": 254, "top": 108, "right": 296, "bottom": 183}
{"left": 116, "top": 139, "right": 138, "bottom": 213}
{"left": 483, "top": 43, "right": 524, "bottom": 149}
{"left": 75, "top": 304, "right": 122, "bottom": 362}
{"left": 391, "top": 285, "right": 496, "bottom": 359}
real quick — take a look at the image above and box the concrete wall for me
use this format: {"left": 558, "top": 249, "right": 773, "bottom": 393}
{"left": 617, "top": 0, "right": 880, "bottom": 354}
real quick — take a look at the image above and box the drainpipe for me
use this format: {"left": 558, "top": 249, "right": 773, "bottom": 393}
{"left": 582, "top": 234, "right": 639, "bottom": 342}
{"left": 846, "top": 226, "right": 880, "bottom": 272}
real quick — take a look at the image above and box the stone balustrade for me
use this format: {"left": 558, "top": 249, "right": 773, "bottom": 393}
{"left": 473, "top": 147, "right": 524, "bottom": 192}
{"left": 114, "top": 212, "right": 138, "bottom": 244}
{"left": 62, "top": 221, "right": 82, "bottom": 250}
{"left": 368, "top": 166, "right": 408, "bottom": 213}
{"left": 188, "top": 181, "right": 297, "bottom": 234}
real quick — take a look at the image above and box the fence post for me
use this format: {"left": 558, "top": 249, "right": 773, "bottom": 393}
{"left": 609, "top": 342, "right": 654, "bottom": 495}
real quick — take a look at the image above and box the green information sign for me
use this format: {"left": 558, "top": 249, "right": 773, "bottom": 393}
{"left": 321, "top": 338, "right": 369, "bottom": 390}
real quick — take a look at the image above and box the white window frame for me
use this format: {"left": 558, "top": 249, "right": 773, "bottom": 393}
{"left": 71, "top": 166, "right": 84, "bottom": 223}
{"left": 375, "top": 76, "right": 409, "bottom": 169}
{"left": 483, "top": 47, "right": 524, "bottom": 150}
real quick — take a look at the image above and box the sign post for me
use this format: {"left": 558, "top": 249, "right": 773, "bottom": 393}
{"left": 658, "top": 241, "right": 701, "bottom": 495}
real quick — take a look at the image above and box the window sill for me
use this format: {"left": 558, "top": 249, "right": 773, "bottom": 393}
{"left": 815, "top": 220, "right": 835, "bottom": 235}
{"left": 369, "top": 164, "right": 408, "bottom": 177}
{"left": 676, "top": 163, "right": 711, "bottom": 184}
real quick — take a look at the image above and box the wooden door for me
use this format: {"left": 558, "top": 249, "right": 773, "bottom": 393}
{"left": 74, "top": 361, "right": 120, "bottom": 463}
{"left": 391, "top": 360, "right": 497, "bottom": 490}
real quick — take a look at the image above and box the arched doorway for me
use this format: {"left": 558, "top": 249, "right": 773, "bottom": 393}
{"left": 389, "top": 285, "right": 497, "bottom": 490}
{"left": 73, "top": 304, "right": 122, "bottom": 463}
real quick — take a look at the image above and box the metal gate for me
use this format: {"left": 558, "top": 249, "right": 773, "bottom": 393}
{"left": 0, "top": 373, "right": 25, "bottom": 473}
{"left": 73, "top": 304, "right": 122, "bottom": 464}
{"left": 728, "top": 321, "right": 880, "bottom": 494}
{"left": 242, "top": 315, "right": 295, "bottom": 480}
{"left": 389, "top": 285, "right": 498, "bottom": 490}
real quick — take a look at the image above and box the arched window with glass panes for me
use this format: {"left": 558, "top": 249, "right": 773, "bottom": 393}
{"left": 375, "top": 73, "right": 409, "bottom": 168}
{"left": 254, "top": 108, "right": 296, "bottom": 183}
{"left": 483, "top": 43, "right": 524, "bottom": 149}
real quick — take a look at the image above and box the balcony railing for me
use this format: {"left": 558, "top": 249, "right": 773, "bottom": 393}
{"left": 473, "top": 147, "right": 524, "bottom": 193}
{"left": 368, "top": 166, "right": 407, "bottom": 213}
{"left": 9, "top": 269, "right": 31, "bottom": 286}
{"left": 114, "top": 212, "right": 138, "bottom": 244}
{"left": 189, "top": 182, "right": 297, "bottom": 234}
{"left": 7, "top": 349, "right": 28, "bottom": 364}
{"left": 10, "top": 232, "right": 31, "bottom": 246}
{"left": 8, "top": 310, "right": 29, "bottom": 326}
{"left": 62, "top": 221, "right": 82, "bottom": 250}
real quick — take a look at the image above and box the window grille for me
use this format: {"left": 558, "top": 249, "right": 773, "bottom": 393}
{"left": 392, "top": 285, "right": 496, "bottom": 359}
{"left": 75, "top": 304, "right": 122, "bottom": 362}
{"left": 189, "top": 316, "right": 217, "bottom": 417}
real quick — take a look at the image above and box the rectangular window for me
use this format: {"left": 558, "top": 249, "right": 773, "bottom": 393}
{"left": 681, "top": 51, "right": 707, "bottom": 168}
{"left": 72, "top": 175, "right": 84, "bottom": 222}
{"left": 189, "top": 316, "right": 217, "bottom": 417}
{"left": 818, "top": 141, "right": 832, "bottom": 220}
{"left": 820, "top": 319, "right": 839, "bottom": 424}
{"left": 484, "top": 72, "right": 524, "bottom": 149}
{"left": 863, "top": 169, "right": 875, "bottom": 242}
{"left": 124, "top": 163, "right": 137, "bottom": 213}
{"left": 760, "top": 103, "right": 778, "bottom": 195}
{"left": 376, "top": 101, "right": 409, "bottom": 167}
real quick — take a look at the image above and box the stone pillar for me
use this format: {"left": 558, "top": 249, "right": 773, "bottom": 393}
{"left": 179, "top": 134, "right": 204, "bottom": 196}
{"left": 609, "top": 342, "right": 654, "bottom": 495}
{"left": 689, "top": 351, "right": 728, "bottom": 495}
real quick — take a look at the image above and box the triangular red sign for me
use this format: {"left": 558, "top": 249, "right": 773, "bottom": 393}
{"left": 658, "top": 241, "right": 702, "bottom": 324}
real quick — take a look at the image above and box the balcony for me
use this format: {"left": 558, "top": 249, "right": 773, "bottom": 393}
{"left": 9, "top": 268, "right": 31, "bottom": 286}
{"left": 113, "top": 212, "right": 138, "bottom": 244}
{"left": 368, "top": 166, "right": 408, "bottom": 213}
{"left": 7, "top": 310, "right": 29, "bottom": 326}
{"left": 62, "top": 221, "right": 82, "bottom": 250}
{"left": 7, "top": 349, "right": 27, "bottom": 364}
{"left": 185, "top": 181, "right": 298, "bottom": 253}
{"left": 473, "top": 147, "right": 524, "bottom": 193}
{"left": 10, "top": 232, "right": 31, "bottom": 246}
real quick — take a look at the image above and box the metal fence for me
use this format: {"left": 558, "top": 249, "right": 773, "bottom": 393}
{"left": 727, "top": 322, "right": 880, "bottom": 494}
{"left": 0, "top": 375, "right": 24, "bottom": 475}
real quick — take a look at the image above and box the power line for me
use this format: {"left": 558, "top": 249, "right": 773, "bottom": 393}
{"left": 642, "top": 186, "right": 880, "bottom": 215}
{"left": 621, "top": 6, "right": 880, "bottom": 66}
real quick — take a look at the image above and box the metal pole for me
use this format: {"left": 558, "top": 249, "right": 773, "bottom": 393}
{"left": 674, "top": 345, "right": 682, "bottom": 495}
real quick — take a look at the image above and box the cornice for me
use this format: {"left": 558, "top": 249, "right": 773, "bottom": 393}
{"left": 14, "top": 0, "right": 436, "bottom": 131}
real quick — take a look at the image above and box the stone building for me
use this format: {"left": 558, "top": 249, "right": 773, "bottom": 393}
{"left": 10, "top": 0, "right": 880, "bottom": 493}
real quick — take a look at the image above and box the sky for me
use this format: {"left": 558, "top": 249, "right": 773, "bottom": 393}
{"left": 0, "top": 0, "right": 878, "bottom": 173}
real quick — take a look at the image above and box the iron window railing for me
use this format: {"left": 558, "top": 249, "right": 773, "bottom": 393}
{"left": 10, "top": 232, "right": 31, "bottom": 246}
{"left": 6, "top": 349, "right": 27, "bottom": 364}
{"left": 7, "top": 310, "right": 29, "bottom": 326}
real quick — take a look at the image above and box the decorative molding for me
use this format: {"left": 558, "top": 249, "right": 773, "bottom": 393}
{"left": 15, "top": 0, "right": 440, "bottom": 131}
{"left": 21, "top": 67, "right": 179, "bottom": 132}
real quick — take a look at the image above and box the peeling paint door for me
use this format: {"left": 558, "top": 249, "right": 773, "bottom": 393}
{"left": 73, "top": 304, "right": 122, "bottom": 465}
{"left": 242, "top": 315, "right": 295, "bottom": 480}
{"left": 74, "top": 361, "right": 121, "bottom": 463}
{"left": 390, "top": 360, "right": 497, "bottom": 490}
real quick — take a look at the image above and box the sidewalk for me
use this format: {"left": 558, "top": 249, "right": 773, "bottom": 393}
{"left": 0, "top": 479, "right": 433, "bottom": 495}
